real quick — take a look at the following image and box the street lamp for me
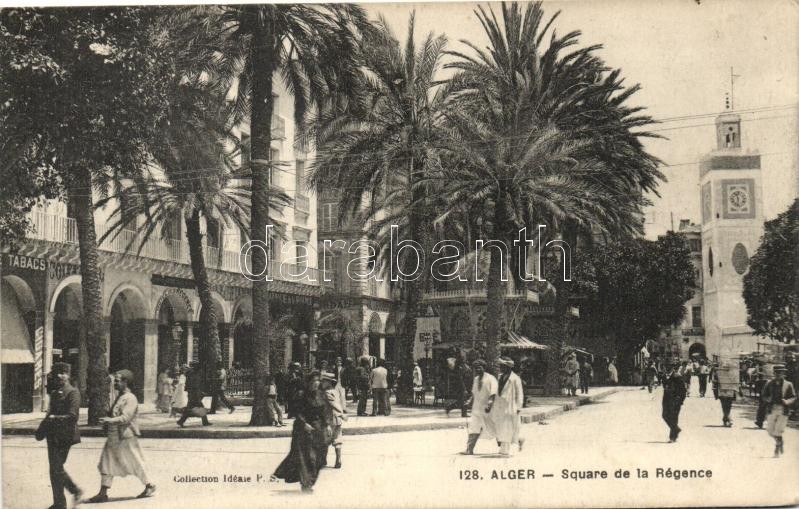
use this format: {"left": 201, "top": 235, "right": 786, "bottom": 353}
{"left": 423, "top": 333, "right": 433, "bottom": 382}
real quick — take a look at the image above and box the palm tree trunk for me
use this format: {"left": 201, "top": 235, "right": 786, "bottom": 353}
{"left": 544, "top": 221, "right": 578, "bottom": 394}
{"left": 484, "top": 202, "right": 509, "bottom": 374}
{"left": 248, "top": 20, "right": 276, "bottom": 425}
{"left": 397, "top": 154, "right": 426, "bottom": 404}
{"left": 185, "top": 210, "right": 221, "bottom": 389}
{"left": 69, "top": 168, "right": 108, "bottom": 426}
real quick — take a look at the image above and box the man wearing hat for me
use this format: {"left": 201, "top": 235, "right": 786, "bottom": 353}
{"left": 40, "top": 362, "right": 84, "bottom": 509}
{"left": 321, "top": 372, "right": 346, "bottom": 468}
{"left": 490, "top": 357, "right": 525, "bottom": 455}
{"left": 713, "top": 360, "right": 738, "bottom": 427}
{"left": 462, "top": 359, "right": 498, "bottom": 455}
{"left": 661, "top": 362, "right": 686, "bottom": 443}
{"left": 761, "top": 364, "right": 796, "bottom": 457}
{"left": 286, "top": 362, "right": 304, "bottom": 419}
{"left": 564, "top": 354, "right": 579, "bottom": 397}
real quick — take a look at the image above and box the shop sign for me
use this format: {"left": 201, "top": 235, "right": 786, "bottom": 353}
{"left": 4, "top": 254, "right": 47, "bottom": 272}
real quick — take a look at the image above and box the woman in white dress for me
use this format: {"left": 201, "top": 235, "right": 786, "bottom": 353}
{"left": 171, "top": 366, "right": 188, "bottom": 417}
{"left": 89, "top": 370, "right": 156, "bottom": 502}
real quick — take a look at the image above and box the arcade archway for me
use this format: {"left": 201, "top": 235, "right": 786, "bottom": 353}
{"left": 1, "top": 276, "right": 37, "bottom": 413}
{"left": 109, "top": 288, "right": 147, "bottom": 400}
{"left": 156, "top": 291, "right": 191, "bottom": 373}
{"left": 368, "top": 312, "right": 383, "bottom": 360}
{"left": 232, "top": 305, "right": 253, "bottom": 369}
{"left": 688, "top": 342, "right": 707, "bottom": 359}
{"left": 52, "top": 282, "right": 85, "bottom": 394}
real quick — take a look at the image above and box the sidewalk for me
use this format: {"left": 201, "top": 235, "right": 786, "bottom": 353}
{"left": 1, "top": 386, "right": 626, "bottom": 439}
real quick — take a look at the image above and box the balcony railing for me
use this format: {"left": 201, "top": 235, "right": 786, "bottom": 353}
{"left": 271, "top": 115, "right": 286, "bottom": 140}
{"left": 422, "top": 287, "right": 539, "bottom": 303}
{"left": 294, "top": 194, "right": 310, "bottom": 214}
{"left": 28, "top": 212, "right": 319, "bottom": 284}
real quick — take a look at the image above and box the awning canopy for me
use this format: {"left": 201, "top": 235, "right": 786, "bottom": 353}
{"left": 1, "top": 289, "right": 34, "bottom": 364}
{"left": 564, "top": 345, "right": 593, "bottom": 359}
{"left": 501, "top": 332, "right": 550, "bottom": 350}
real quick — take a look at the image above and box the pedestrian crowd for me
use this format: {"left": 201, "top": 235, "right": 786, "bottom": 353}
{"left": 36, "top": 350, "right": 797, "bottom": 505}
{"left": 657, "top": 355, "right": 796, "bottom": 459}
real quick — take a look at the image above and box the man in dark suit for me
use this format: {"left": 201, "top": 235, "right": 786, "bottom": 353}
{"left": 177, "top": 362, "right": 211, "bottom": 427}
{"left": 662, "top": 362, "right": 687, "bottom": 443}
{"left": 42, "top": 362, "right": 83, "bottom": 509}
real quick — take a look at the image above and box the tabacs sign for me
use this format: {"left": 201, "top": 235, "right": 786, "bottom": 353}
{"left": 4, "top": 254, "right": 48, "bottom": 272}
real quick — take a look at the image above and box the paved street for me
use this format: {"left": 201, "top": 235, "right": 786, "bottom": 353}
{"left": 4, "top": 386, "right": 797, "bottom": 509}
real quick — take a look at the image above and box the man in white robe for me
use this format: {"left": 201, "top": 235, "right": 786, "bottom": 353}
{"left": 491, "top": 357, "right": 525, "bottom": 455}
{"left": 463, "top": 359, "right": 497, "bottom": 455}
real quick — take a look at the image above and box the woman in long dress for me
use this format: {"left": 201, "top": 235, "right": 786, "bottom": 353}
{"left": 763, "top": 364, "right": 796, "bottom": 457}
{"left": 272, "top": 371, "right": 331, "bottom": 493}
{"left": 89, "top": 370, "right": 156, "bottom": 502}
{"left": 170, "top": 366, "right": 188, "bottom": 417}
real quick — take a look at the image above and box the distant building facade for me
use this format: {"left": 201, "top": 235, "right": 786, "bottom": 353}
{"left": 1, "top": 81, "right": 320, "bottom": 413}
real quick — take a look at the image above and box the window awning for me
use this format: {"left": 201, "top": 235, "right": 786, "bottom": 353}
{"left": 1, "top": 299, "right": 34, "bottom": 364}
{"left": 501, "top": 332, "right": 550, "bottom": 350}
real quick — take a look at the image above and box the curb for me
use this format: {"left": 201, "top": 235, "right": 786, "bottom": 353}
{"left": 2, "top": 388, "right": 623, "bottom": 440}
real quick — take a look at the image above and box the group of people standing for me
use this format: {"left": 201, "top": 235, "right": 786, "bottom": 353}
{"left": 462, "top": 357, "right": 526, "bottom": 456}
{"left": 563, "top": 353, "right": 594, "bottom": 396}
{"left": 39, "top": 363, "right": 155, "bottom": 509}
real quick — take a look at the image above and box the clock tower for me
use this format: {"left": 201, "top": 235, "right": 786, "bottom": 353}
{"left": 700, "top": 112, "right": 765, "bottom": 360}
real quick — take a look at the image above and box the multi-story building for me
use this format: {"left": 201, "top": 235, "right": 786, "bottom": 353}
{"left": 315, "top": 190, "right": 398, "bottom": 366}
{"left": 0, "top": 81, "right": 320, "bottom": 413}
{"left": 655, "top": 110, "right": 780, "bottom": 363}
{"left": 660, "top": 220, "right": 705, "bottom": 359}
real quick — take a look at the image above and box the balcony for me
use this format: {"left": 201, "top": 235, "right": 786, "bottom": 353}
{"left": 27, "top": 212, "right": 319, "bottom": 285}
{"left": 422, "top": 286, "right": 539, "bottom": 303}
{"left": 294, "top": 194, "right": 310, "bottom": 214}
{"left": 271, "top": 115, "right": 286, "bottom": 140}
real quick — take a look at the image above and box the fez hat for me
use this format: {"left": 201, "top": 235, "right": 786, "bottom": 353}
{"left": 497, "top": 356, "right": 515, "bottom": 368}
{"left": 116, "top": 369, "right": 135, "bottom": 385}
{"left": 52, "top": 362, "right": 71, "bottom": 375}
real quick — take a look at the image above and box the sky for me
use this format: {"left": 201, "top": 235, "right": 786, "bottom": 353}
{"left": 366, "top": 0, "right": 799, "bottom": 238}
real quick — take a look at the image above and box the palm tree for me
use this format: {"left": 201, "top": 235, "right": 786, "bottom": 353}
{"left": 309, "top": 14, "right": 448, "bottom": 403}
{"left": 172, "top": 5, "right": 369, "bottom": 424}
{"left": 436, "top": 2, "right": 662, "bottom": 373}
{"left": 99, "top": 81, "right": 289, "bottom": 389}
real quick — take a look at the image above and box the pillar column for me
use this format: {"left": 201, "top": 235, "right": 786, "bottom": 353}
{"left": 40, "top": 312, "right": 54, "bottom": 411}
{"left": 170, "top": 324, "right": 183, "bottom": 371}
{"left": 227, "top": 327, "right": 235, "bottom": 369}
{"left": 101, "top": 319, "right": 111, "bottom": 368}
{"left": 379, "top": 336, "right": 386, "bottom": 360}
{"left": 143, "top": 320, "right": 159, "bottom": 404}
{"left": 362, "top": 334, "right": 369, "bottom": 357}
{"left": 185, "top": 323, "right": 195, "bottom": 363}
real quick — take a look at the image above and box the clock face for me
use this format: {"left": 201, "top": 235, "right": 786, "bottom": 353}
{"left": 729, "top": 189, "right": 748, "bottom": 209}
{"left": 722, "top": 180, "right": 755, "bottom": 218}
